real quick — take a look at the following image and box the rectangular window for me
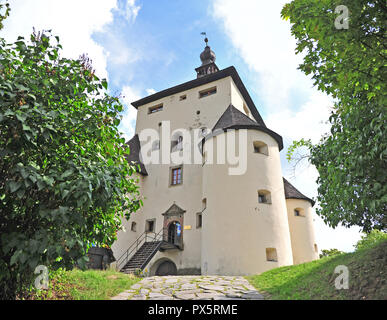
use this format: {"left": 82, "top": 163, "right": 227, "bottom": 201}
{"left": 148, "top": 103, "right": 163, "bottom": 114}
{"left": 199, "top": 87, "right": 217, "bottom": 98}
{"left": 171, "top": 167, "right": 183, "bottom": 186}
{"left": 196, "top": 213, "right": 202, "bottom": 228}
{"left": 258, "top": 190, "right": 271, "bottom": 204}
{"left": 294, "top": 209, "right": 300, "bottom": 216}
{"left": 266, "top": 248, "right": 278, "bottom": 262}
{"left": 179, "top": 95, "right": 187, "bottom": 101}
{"left": 145, "top": 219, "right": 155, "bottom": 233}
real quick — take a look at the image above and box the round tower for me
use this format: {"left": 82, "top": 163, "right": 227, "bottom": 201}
{"left": 283, "top": 178, "right": 319, "bottom": 264}
{"left": 201, "top": 107, "right": 293, "bottom": 275}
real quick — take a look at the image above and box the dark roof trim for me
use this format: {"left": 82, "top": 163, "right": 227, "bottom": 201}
{"left": 283, "top": 178, "right": 315, "bottom": 207}
{"left": 125, "top": 134, "right": 148, "bottom": 176}
{"left": 201, "top": 125, "right": 283, "bottom": 152}
{"left": 131, "top": 66, "right": 266, "bottom": 126}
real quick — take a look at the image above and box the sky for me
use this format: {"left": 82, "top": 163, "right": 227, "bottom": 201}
{"left": 2, "top": 0, "right": 363, "bottom": 252}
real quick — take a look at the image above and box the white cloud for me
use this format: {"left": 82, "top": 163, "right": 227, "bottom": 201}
{"left": 146, "top": 88, "right": 156, "bottom": 95}
{"left": 212, "top": 0, "right": 309, "bottom": 111}
{"left": 120, "top": 85, "right": 141, "bottom": 140}
{"left": 3, "top": 0, "right": 118, "bottom": 79}
{"left": 118, "top": 0, "right": 141, "bottom": 23}
{"left": 212, "top": 0, "right": 362, "bottom": 251}
{"left": 266, "top": 91, "right": 332, "bottom": 145}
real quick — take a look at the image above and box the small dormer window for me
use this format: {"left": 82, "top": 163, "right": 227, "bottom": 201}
{"left": 199, "top": 87, "right": 217, "bottom": 98}
{"left": 148, "top": 103, "right": 163, "bottom": 114}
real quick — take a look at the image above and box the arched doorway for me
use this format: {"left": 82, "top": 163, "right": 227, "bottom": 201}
{"left": 168, "top": 221, "right": 181, "bottom": 245}
{"left": 155, "top": 260, "right": 177, "bottom": 276}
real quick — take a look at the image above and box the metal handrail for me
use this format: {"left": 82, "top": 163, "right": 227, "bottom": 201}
{"left": 116, "top": 227, "right": 166, "bottom": 271}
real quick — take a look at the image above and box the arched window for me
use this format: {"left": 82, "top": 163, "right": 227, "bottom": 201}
{"left": 314, "top": 244, "right": 318, "bottom": 253}
{"left": 131, "top": 222, "right": 137, "bottom": 232}
{"left": 258, "top": 190, "right": 271, "bottom": 204}
{"left": 253, "top": 141, "right": 269, "bottom": 156}
{"left": 266, "top": 248, "right": 278, "bottom": 262}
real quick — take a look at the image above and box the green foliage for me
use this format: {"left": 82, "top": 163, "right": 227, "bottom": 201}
{"left": 319, "top": 248, "right": 344, "bottom": 258}
{"left": 0, "top": 1, "right": 10, "bottom": 30}
{"left": 355, "top": 230, "right": 387, "bottom": 251}
{"left": 24, "top": 268, "right": 140, "bottom": 300}
{"left": 282, "top": 0, "right": 387, "bottom": 232}
{"left": 0, "top": 26, "right": 142, "bottom": 298}
{"left": 247, "top": 240, "right": 387, "bottom": 300}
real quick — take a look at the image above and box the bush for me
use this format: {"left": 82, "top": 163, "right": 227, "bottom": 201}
{"left": 319, "top": 248, "right": 344, "bottom": 259}
{"left": 355, "top": 230, "right": 387, "bottom": 251}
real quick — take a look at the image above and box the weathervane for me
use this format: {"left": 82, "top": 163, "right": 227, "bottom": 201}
{"left": 201, "top": 32, "right": 209, "bottom": 45}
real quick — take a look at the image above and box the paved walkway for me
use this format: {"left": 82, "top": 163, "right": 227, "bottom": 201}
{"left": 111, "top": 276, "right": 264, "bottom": 300}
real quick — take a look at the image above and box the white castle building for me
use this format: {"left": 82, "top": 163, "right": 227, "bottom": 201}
{"left": 112, "top": 39, "right": 319, "bottom": 276}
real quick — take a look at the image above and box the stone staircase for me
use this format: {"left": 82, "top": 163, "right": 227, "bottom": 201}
{"left": 120, "top": 241, "right": 162, "bottom": 274}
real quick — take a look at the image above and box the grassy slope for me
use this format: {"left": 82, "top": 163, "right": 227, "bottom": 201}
{"left": 247, "top": 240, "right": 387, "bottom": 300}
{"left": 30, "top": 269, "right": 140, "bottom": 300}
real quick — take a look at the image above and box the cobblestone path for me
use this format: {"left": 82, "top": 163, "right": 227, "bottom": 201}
{"left": 111, "top": 275, "right": 264, "bottom": 300}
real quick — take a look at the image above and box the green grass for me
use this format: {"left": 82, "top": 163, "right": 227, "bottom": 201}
{"left": 31, "top": 268, "right": 141, "bottom": 300}
{"left": 246, "top": 240, "right": 387, "bottom": 300}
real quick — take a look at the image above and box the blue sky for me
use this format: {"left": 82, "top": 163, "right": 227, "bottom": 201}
{"left": 3, "top": 0, "right": 363, "bottom": 251}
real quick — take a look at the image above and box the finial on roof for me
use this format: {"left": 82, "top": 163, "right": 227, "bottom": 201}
{"left": 196, "top": 32, "right": 219, "bottom": 78}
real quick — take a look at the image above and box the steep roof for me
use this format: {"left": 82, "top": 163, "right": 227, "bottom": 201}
{"left": 209, "top": 104, "right": 284, "bottom": 150}
{"left": 124, "top": 134, "right": 148, "bottom": 176}
{"left": 131, "top": 66, "right": 266, "bottom": 126}
{"left": 283, "top": 178, "right": 315, "bottom": 206}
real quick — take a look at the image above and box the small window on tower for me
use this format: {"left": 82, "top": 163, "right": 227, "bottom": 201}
{"left": 131, "top": 222, "right": 137, "bottom": 232}
{"left": 196, "top": 213, "right": 202, "bottom": 228}
{"left": 266, "top": 248, "right": 278, "bottom": 262}
{"left": 199, "top": 87, "right": 217, "bottom": 98}
{"left": 294, "top": 208, "right": 305, "bottom": 217}
{"left": 179, "top": 95, "right": 187, "bottom": 101}
{"left": 258, "top": 190, "right": 271, "bottom": 204}
{"left": 253, "top": 141, "right": 269, "bottom": 156}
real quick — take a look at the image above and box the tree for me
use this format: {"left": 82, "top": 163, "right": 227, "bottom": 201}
{"left": 282, "top": 0, "right": 387, "bottom": 232}
{"left": 354, "top": 230, "right": 387, "bottom": 251}
{"left": 319, "top": 248, "right": 344, "bottom": 259}
{"left": 0, "top": 9, "right": 142, "bottom": 298}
